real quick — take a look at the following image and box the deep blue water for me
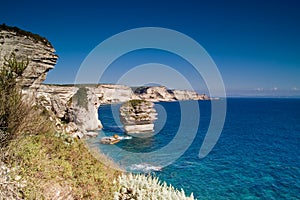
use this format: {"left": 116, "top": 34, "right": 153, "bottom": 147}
{"left": 87, "top": 98, "right": 300, "bottom": 199}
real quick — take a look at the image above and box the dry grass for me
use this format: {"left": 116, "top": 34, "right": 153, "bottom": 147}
{"left": 0, "top": 54, "right": 120, "bottom": 199}
{"left": 6, "top": 131, "right": 120, "bottom": 199}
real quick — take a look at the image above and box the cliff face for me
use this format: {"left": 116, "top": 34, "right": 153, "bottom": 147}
{"left": 0, "top": 25, "right": 101, "bottom": 137}
{"left": 0, "top": 26, "right": 58, "bottom": 89}
{"left": 133, "top": 86, "right": 209, "bottom": 102}
{"left": 89, "top": 84, "right": 133, "bottom": 104}
{"left": 34, "top": 84, "right": 209, "bottom": 136}
{"left": 35, "top": 84, "right": 209, "bottom": 135}
{"left": 1, "top": 25, "right": 210, "bottom": 137}
{"left": 36, "top": 85, "right": 102, "bottom": 137}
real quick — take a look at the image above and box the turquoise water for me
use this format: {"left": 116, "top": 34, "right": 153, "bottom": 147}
{"left": 87, "top": 98, "right": 300, "bottom": 199}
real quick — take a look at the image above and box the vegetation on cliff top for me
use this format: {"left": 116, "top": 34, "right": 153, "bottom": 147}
{"left": 72, "top": 87, "right": 89, "bottom": 110}
{"left": 0, "top": 23, "right": 52, "bottom": 47}
{"left": 128, "top": 99, "right": 147, "bottom": 108}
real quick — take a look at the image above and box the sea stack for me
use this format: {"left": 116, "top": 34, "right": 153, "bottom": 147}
{"left": 119, "top": 99, "right": 157, "bottom": 134}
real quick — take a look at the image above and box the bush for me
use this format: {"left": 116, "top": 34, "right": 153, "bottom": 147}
{"left": 71, "top": 87, "right": 88, "bottom": 110}
{"left": 0, "top": 53, "right": 54, "bottom": 199}
{"left": 0, "top": 53, "right": 28, "bottom": 148}
{"left": 0, "top": 53, "right": 51, "bottom": 150}
{"left": 114, "top": 173, "right": 195, "bottom": 200}
{"left": 0, "top": 53, "right": 119, "bottom": 199}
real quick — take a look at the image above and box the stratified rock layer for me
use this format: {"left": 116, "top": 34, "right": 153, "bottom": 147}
{"left": 36, "top": 85, "right": 102, "bottom": 136}
{"left": 0, "top": 26, "right": 58, "bottom": 88}
{"left": 0, "top": 25, "right": 211, "bottom": 137}
{"left": 120, "top": 100, "right": 157, "bottom": 133}
{"left": 133, "top": 86, "right": 210, "bottom": 102}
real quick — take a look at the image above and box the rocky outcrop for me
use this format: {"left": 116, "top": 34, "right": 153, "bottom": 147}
{"left": 172, "top": 90, "right": 210, "bottom": 101}
{"left": 65, "top": 87, "right": 102, "bottom": 132}
{"left": 119, "top": 100, "right": 157, "bottom": 134}
{"left": 0, "top": 25, "right": 58, "bottom": 89}
{"left": 34, "top": 84, "right": 209, "bottom": 136}
{"left": 36, "top": 85, "right": 102, "bottom": 137}
{"left": 133, "top": 86, "right": 210, "bottom": 102}
{"left": 133, "top": 86, "right": 175, "bottom": 102}
{"left": 0, "top": 25, "right": 103, "bottom": 138}
{"left": 0, "top": 25, "right": 211, "bottom": 138}
{"left": 87, "top": 84, "right": 133, "bottom": 104}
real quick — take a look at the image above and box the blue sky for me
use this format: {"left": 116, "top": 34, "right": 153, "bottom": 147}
{"left": 1, "top": 0, "right": 299, "bottom": 96}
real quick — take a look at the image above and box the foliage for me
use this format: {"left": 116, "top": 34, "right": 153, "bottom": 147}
{"left": 0, "top": 52, "right": 119, "bottom": 199}
{"left": 114, "top": 173, "right": 195, "bottom": 200}
{"left": 0, "top": 43, "right": 195, "bottom": 199}
{"left": 129, "top": 99, "right": 147, "bottom": 108}
{"left": 0, "top": 23, "right": 52, "bottom": 47}
{"left": 0, "top": 53, "right": 28, "bottom": 148}
{"left": 72, "top": 87, "right": 89, "bottom": 110}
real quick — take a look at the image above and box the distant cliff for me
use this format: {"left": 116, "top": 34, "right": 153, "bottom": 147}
{"left": 132, "top": 86, "right": 210, "bottom": 102}
{"left": 0, "top": 25, "right": 210, "bottom": 137}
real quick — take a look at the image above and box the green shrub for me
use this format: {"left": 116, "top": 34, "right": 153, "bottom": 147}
{"left": 0, "top": 53, "right": 120, "bottom": 199}
{"left": 71, "top": 87, "right": 88, "bottom": 110}
{"left": 129, "top": 99, "right": 146, "bottom": 108}
{"left": 0, "top": 53, "right": 28, "bottom": 148}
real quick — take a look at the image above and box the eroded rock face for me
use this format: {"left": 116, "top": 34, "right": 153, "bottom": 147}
{"left": 133, "top": 86, "right": 175, "bottom": 102}
{"left": 172, "top": 90, "right": 209, "bottom": 101}
{"left": 88, "top": 84, "right": 133, "bottom": 104}
{"left": 35, "top": 84, "right": 208, "bottom": 136}
{"left": 0, "top": 26, "right": 102, "bottom": 137}
{"left": 120, "top": 100, "right": 157, "bottom": 134}
{"left": 36, "top": 85, "right": 102, "bottom": 136}
{"left": 66, "top": 87, "right": 102, "bottom": 132}
{"left": 0, "top": 25, "right": 211, "bottom": 138}
{"left": 0, "top": 27, "right": 58, "bottom": 88}
{"left": 133, "top": 86, "right": 210, "bottom": 102}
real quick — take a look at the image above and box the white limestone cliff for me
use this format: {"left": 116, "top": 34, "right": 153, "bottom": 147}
{"left": 0, "top": 25, "right": 58, "bottom": 89}
{"left": 0, "top": 25, "right": 211, "bottom": 137}
{"left": 133, "top": 86, "right": 210, "bottom": 102}
{"left": 87, "top": 84, "right": 133, "bottom": 104}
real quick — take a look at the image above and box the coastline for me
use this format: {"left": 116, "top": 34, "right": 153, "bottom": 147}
{"left": 84, "top": 132, "right": 196, "bottom": 199}
{"left": 84, "top": 140, "right": 125, "bottom": 172}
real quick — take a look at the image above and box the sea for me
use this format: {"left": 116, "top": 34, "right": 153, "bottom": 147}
{"left": 86, "top": 98, "right": 300, "bottom": 199}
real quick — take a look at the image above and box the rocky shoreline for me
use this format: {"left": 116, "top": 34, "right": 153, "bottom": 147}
{"left": 1, "top": 25, "right": 211, "bottom": 138}
{"left": 0, "top": 24, "right": 198, "bottom": 199}
{"left": 34, "top": 84, "right": 210, "bottom": 137}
